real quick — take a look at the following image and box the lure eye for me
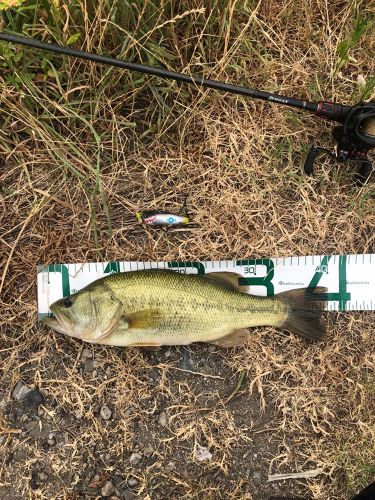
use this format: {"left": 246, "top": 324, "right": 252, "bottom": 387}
{"left": 63, "top": 297, "right": 73, "bottom": 308}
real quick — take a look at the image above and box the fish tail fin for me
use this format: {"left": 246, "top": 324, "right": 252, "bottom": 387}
{"left": 278, "top": 287, "right": 327, "bottom": 341}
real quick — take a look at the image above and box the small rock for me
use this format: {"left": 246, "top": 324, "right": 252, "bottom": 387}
{"left": 14, "top": 407, "right": 25, "bottom": 417}
{"left": 86, "top": 470, "right": 96, "bottom": 480}
{"left": 165, "top": 461, "right": 175, "bottom": 471}
{"left": 252, "top": 471, "right": 261, "bottom": 482}
{"left": 194, "top": 445, "right": 212, "bottom": 462}
{"left": 47, "top": 437, "right": 56, "bottom": 446}
{"left": 208, "top": 345, "right": 217, "bottom": 353}
{"left": 88, "top": 473, "right": 100, "bottom": 487}
{"left": 12, "top": 381, "right": 30, "bottom": 401}
{"left": 101, "top": 480, "right": 114, "bottom": 497}
{"left": 105, "top": 453, "right": 111, "bottom": 462}
{"left": 129, "top": 452, "right": 142, "bottom": 466}
{"left": 128, "top": 478, "right": 138, "bottom": 487}
{"left": 179, "top": 347, "right": 195, "bottom": 370}
{"left": 123, "top": 489, "right": 136, "bottom": 500}
{"left": 82, "top": 348, "right": 92, "bottom": 359}
{"left": 74, "top": 409, "right": 83, "bottom": 419}
{"left": 143, "top": 445, "right": 154, "bottom": 458}
{"left": 25, "top": 389, "right": 44, "bottom": 408}
{"left": 100, "top": 405, "right": 112, "bottom": 420}
{"left": 158, "top": 411, "right": 167, "bottom": 427}
{"left": 38, "top": 471, "right": 48, "bottom": 482}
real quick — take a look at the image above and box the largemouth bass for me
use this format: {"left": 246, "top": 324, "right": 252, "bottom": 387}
{"left": 43, "top": 270, "right": 326, "bottom": 347}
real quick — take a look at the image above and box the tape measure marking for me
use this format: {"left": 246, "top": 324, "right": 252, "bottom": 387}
{"left": 37, "top": 254, "right": 375, "bottom": 318}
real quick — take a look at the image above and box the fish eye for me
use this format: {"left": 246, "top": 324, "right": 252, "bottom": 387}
{"left": 63, "top": 297, "right": 73, "bottom": 308}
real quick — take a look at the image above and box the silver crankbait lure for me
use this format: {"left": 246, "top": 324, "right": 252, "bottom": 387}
{"left": 136, "top": 210, "right": 189, "bottom": 226}
{"left": 136, "top": 197, "right": 190, "bottom": 227}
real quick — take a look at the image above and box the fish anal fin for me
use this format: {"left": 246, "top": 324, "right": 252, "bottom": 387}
{"left": 209, "top": 328, "right": 249, "bottom": 347}
{"left": 129, "top": 341, "right": 161, "bottom": 349}
{"left": 126, "top": 309, "right": 163, "bottom": 329}
{"left": 204, "top": 272, "right": 249, "bottom": 293}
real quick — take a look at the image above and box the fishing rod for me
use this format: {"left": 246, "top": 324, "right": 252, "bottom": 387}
{"left": 1, "top": 32, "right": 374, "bottom": 184}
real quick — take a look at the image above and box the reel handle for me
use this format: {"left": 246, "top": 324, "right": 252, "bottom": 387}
{"left": 304, "top": 146, "right": 373, "bottom": 185}
{"left": 303, "top": 146, "right": 335, "bottom": 176}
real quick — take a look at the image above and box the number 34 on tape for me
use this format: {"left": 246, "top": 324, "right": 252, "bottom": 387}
{"left": 37, "top": 254, "right": 375, "bottom": 319}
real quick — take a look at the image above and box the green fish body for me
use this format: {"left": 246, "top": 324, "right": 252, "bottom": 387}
{"left": 43, "top": 270, "right": 326, "bottom": 347}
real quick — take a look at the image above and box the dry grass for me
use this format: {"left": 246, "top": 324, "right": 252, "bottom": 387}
{"left": 0, "top": 0, "right": 375, "bottom": 498}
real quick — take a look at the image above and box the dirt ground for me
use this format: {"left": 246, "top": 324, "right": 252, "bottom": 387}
{"left": 0, "top": 1, "right": 374, "bottom": 499}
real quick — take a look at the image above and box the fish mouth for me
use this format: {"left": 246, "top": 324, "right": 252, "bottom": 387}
{"left": 43, "top": 307, "right": 74, "bottom": 336}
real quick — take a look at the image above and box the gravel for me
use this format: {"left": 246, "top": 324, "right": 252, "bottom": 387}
{"left": 12, "top": 381, "right": 30, "bottom": 401}
{"left": 194, "top": 445, "right": 212, "bottom": 462}
{"left": 12, "top": 381, "right": 44, "bottom": 408}
{"left": 158, "top": 411, "right": 167, "bottom": 427}
{"left": 101, "top": 480, "right": 114, "bottom": 496}
{"left": 129, "top": 452, "right": 142, "bottom": 466}
{"left": 100, "top": 405, "right": 112, "bottom": 420}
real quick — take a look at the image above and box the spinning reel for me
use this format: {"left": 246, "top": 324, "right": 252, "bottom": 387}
{"left": 0, "top": 33, "right": 374, "bottom": 185}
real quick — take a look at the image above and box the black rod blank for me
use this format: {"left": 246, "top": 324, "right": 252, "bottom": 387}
{"left": 0, "top": 32, "right": 318, "bottom": 113}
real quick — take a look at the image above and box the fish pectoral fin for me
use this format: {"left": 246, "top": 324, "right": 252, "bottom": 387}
{"left": 204, "top": 272, "right": 249, "bottom": 293}
{"left": 126, "top": 309, "right": 163, "bottom": 330}
{"left": 209, "top": 328, "right": 250, "bottom": 347}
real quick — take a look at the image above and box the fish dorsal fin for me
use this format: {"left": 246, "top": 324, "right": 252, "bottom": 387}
{"left": 144, "top": 269, "right": 249, "bottom": 293}
{"left": 209, "top": 328, "right": 249, "bottom": 347}
{"left": 126, "top": 309, "right": 163, "bottom": 330}
{"left": 204, "top": 272, "right": 249, "bottom": 293}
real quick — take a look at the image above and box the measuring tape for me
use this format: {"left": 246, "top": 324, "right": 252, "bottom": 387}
{"left": 37, "top": 254, "right": 375, "bottom": 319}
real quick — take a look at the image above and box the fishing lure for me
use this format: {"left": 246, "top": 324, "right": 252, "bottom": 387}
{"left": 136, "top": 197, "right": 190, "bottom": 227}
{"left": 136, "top": 210, "right": 189, "bottom": 227}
